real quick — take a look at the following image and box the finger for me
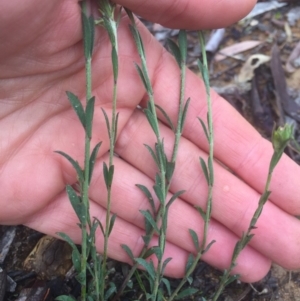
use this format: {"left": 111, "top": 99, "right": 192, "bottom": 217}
{"left": 25, "top": 153, "right": 271, "bottom": 282}
{"left": 113, "top": 0, "right": 256, "bottom": 29}
{"left": 115, "top": 109, "right": 300, "bottom": 271}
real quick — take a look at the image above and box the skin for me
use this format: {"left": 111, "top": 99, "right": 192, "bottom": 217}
{"left": 1, "top": 0, "right": 300, "bottom": 283}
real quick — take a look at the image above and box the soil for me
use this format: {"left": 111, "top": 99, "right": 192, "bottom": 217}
{"left": 1, "top": 1, "right": 300, "bottom": 300}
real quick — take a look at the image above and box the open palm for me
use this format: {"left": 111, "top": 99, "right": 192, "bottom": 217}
{"left": 1, "top": 0, "right": 300, "bottom": 282}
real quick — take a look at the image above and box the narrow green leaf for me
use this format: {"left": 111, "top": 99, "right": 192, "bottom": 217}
{"left": 121, "top": 244, "right": 135, "bottom": 262}
{"left": 103, "top": 17, "right": 117, "bottom": 47}
{"left": 55, "top": 151, "right": 84, "bottom": 184}
{"left": 161, "top": 278, "right": 172, "bottom": 296}
{"left": 151, "top": 246, "right": 162, "bottom": 261}
{"left": 143, "top": 247, "right": 156, "bottom": 259}
{"left": 66, "top": 91, "right": 86, "bottom": 129}
{"left": 66, "top": 185, "right": 86, "bottom": 224}
{"left": 103, "top": 162, "right": 109, "bottom": 188}
{"left": 232, "top": 240, "right": 243, "bottom": 257}
{"left": 186, "top": 276, "right": 193, "bottom": 285}
{"left": 124, "top": 7, "right": 135, "bottom": 24}
{"left": 134, "top": 63, "right": 148, "bottom": 92}
{"left": 156, "top": 142, "right": 166, "bottom": 170}
{"left": 133, "top": 270, "right": 147, "bottom": 295}
{"left": 103, "top": 163, "right": 114, "bottom": 189}
{"left": 89, "top": 142, "right": 102, "bottom": 184}
{"left": 208, "top": 157, "right": 214, "bottom": 185}
{"left": 140, "top": 210, "right": 159, "bottom": 234}
{"left": 144, "top": 213, "right": 154, "bottom": 236}
{"left": 108, "top": 213, "right": 117, "bottom": 236}
{"left": 203, "top": 239, "right": 216, "bottom": 254}
{"left": 198, "top": 59, "right": 210, "bottom": 93}
{"left": 129, "top": 25, "right": 145, "bottom": 59}
{"left": 198, "top": 117, "right": 209, "bottom": 141}
{"left": 180, "top": 97, "right": 191, "bottom": 133}
{"left": 116, "top": 6, "right": 123, "bottom": 26}
{"left": 111, "top": 46, "right": 118, "bottom": 81}
{"left": 195, "top": 205, "right": 206, "bottom": 221}
{"left": 142, "top": 234, "right": 151, "bottom": 246}
{"left": 113, "top": 112, "right": 119, "bottom": 145}
{"left": 161, "top": 257, "right": 172, "bottom": 275}
{"left": 165, "top": 161, "right": 175, "bottom": 183}
{"left": 155, "top": 104, "right": 175, "bottom": 132}
{"left": 134, "top": 258, "right": 155, "bottom": 281}
{"left": 178, "top": 30, "right": 187, "bottom": 62}
{"left": 166, "top": 190, "right": 185, "bottom": 210}
{"left": 98, "top": 220, "right": 105, "bottom": 236}
{"left": 108, "top": 164, "right": 115, "bottom": 187}
{"left": 55, "top": 295, "right": 77, "bottom": 301}
{"left": 175, "top": 288, "right": 198, "bottom": 300}
{"left": 137, "top": 28, "right": 146, "bottom": 58}
{"left": 89, "top": 219, "right": 99, "bottom": 243}
{"left": 224, "top": 274, "right": 239, "bottom": 286}
{"left": 57, "top": 232, "right": 81, "bottom": 273}
{"left": 185, "top": 253, "right": 195, "bottom": 274}
{"left": 136, "top": 184, "right": 156, "bottom": 216}
{"left": 258, "top": 190, "right": 272, "bottom": 206}
{"left": 144, "top": 108, "right": 159, "bottom": 137}
{"left": 105, "top": 282, "right": 117, "bottom": 300}
{"left": 144, "top": 144, "right": 159, "bottom": 168}
{"left": 57, "top": 232, "right": 79, "bottom": 252}
{"left": 71, "top": 249, "right": 81, "bottom": 273}
{"left": 198, "top": 58, "right": 204, "bottom": 75}
{"left": 101, "top": 108, "right": 111, "bottom": 138}
{"left": 189, "top": 229, "right": 200, "bottom": 251}
{"left": 167, "top": 39, "right": 181, "bottom": 66}
{"left": 154, "top": 182, "right": 164, "bottom": 205}
{"left": 85, "top": 96, "right": 95, "bottom": 139}
{"left": 146, "top": 293, "right": 154, "bottom": 301}
{"left": 244, "top": 233, "right": 255, "bottom": 246}
{"left": 81, "top": 11, "right": 94, "bottom": 59}
{"left": 76, "top": 271, "right": 86, "bottom": 286}
{"left": 199, "top": 157, "right": 209, "bottom": 185}
{"left": 93, "top": 216, "right": 104, "bottom": 236}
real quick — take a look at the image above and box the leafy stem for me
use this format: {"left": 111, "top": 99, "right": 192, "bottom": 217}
{"left": 212, "top": 124, "right": 293, "bottom": 301}
{"left": 168, "top": 31, "right": 215, "bottom": 301}
{"left": 97, "top": 0, "right": 120, "bottom": 300}
{"left": 114, "top": 11, "right": 190, "bottom": 301}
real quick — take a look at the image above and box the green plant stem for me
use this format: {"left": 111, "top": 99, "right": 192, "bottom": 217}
{"left": 212, "top": 122, "right": 293, "bottom": 301}
{"left": 126, "top": 12, "right": 167, "bottom": 301}
{"left": 113, "top": 21, "right": 190, "bottom": 301}
{"left": 148, "top": 96, "right": 167, "bottom": 301}
{"left": 212, "top": 173, "right": 272, "bottom": 301}
{"left": 168, "top": 31, "right": 214, "bottom": 301}
{"left": 198, "top": 30, "right": 214, "bottom": 252}
{"left": 80, "top": 3, "right": 93, "bottom": 300}
{"left": 102, "top": 80, "right": 118, "bottom": 293}
{"left": 98, "top": 2, "right": 119, "bottom": 299}
{"left": 171, "top": 57, "right": 186, "bottom": 163}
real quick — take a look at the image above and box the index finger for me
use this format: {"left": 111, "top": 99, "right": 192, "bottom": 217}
{"left": 113, "top": 0, "right": 256, "bottom": 29}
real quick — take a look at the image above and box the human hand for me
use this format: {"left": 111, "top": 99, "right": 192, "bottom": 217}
{"left": 1, "top": 0, "right": 300, "bottom": 283}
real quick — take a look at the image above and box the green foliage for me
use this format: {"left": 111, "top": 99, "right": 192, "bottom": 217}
{"left": 175, "top": 287, "right": 198, "bottom": 300}
{"left": 81, "top": 10, "right": 94, "bottom": 59}
{"left": 136, "top": 184, "right": 156, "bottom": 215}
{"left": 55, "top": 4, "right": 292, "bottom": 301}
{"left": 55, "top": 150, "right": 84, "bottom": 184}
